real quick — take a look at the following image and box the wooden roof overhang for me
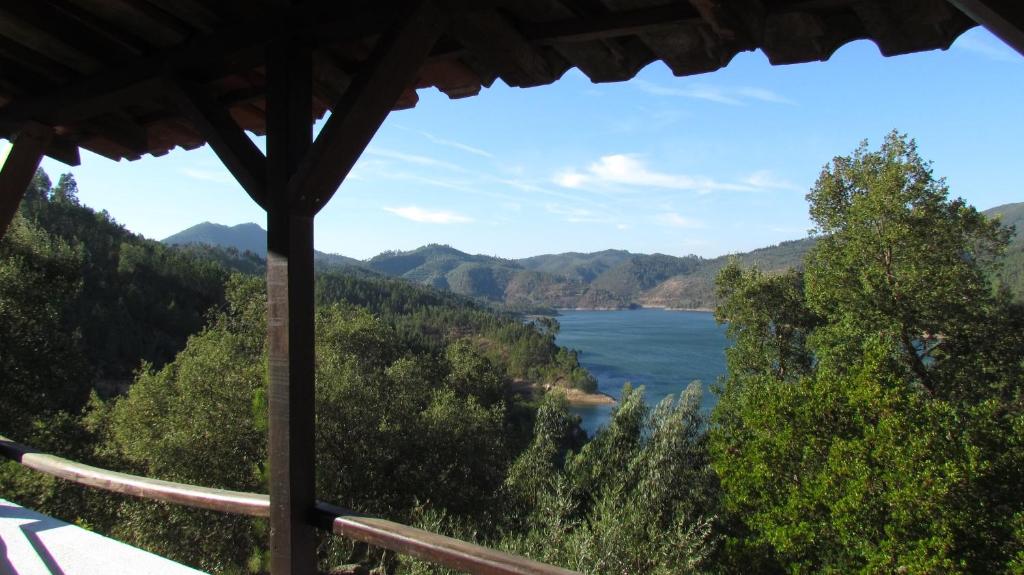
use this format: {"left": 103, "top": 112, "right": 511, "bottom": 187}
{"left": 0, "top": 0, "right": 1015, "bottom": 170}
{"left": 1, "top": 2, "right": 1021, "bottom": 575}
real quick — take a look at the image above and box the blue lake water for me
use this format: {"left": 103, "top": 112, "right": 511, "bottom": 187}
{"left": 555, "top": 309, "right": 730, "bottom": 435}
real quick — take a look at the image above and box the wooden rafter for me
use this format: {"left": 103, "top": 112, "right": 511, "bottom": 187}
{"left": 450, "top": 10, "right": 557, "bottom": 88}
{"left": 288, "top": 0, "right": 449, "bottom": 214}
{"left": 948, "top": 0, "right": 1024, "bottom": 55}
{"left": 165, "top": 76, "right": 268, "bottom": 208}
{"left": 0, "top": 1, "right": 392, "bottom": 131}
{"left": 0, "top": 122, "right": 52, "bottom": 237}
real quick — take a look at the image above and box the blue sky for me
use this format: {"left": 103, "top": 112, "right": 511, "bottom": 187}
{"left": 14, "top": 27, "right": 1024, "bottom": 260}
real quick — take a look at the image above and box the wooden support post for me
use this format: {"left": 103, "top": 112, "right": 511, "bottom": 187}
{"left": 0, "top": 123, "right": 52, "bottom": 239}
{"left": 265, "top": 38, "right": 316, "bottom": 575}
{"left": 948, "top": 0, "right": 1024, "bottom": 55}
{"left": 259, "top": 4, "right": 446, "bottom": 573}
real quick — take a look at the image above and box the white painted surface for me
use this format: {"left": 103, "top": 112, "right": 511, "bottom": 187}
{"left": 0, "top": 498, "right": 208, "bottom": 575}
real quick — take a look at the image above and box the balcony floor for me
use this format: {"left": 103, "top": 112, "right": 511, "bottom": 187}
{"left": 0, "top": 498, "right": 207, "bottom": 575}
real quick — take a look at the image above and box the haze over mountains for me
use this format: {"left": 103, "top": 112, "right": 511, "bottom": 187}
{"left": 163, "top": 203, "right": 1023, "bottom": 310}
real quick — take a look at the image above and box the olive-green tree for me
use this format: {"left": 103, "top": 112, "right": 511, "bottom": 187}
{"left": 711, "top": 132, "right": 1024, "bottom": 573}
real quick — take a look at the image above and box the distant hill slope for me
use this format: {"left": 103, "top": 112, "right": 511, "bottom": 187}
{"left": 358, "top": 240, "right": 818, "bottom": 310}
{"left": 161, "top": 221, "right": 364, "bottom": 271}
{"left": 163, "top": 222, "right": 267, "bottom": 256}
{"left": 519, "top": 249, "right": 633, "bottom": 283}
{"left": 161, "top": 222, "right": 819, "bottom": 309}
{"left": 984, "top": 202, "right": 1024, "bottom": 232}
{"left": 163, "top": 206, "right": 1023, "bottom": 310}
{"left": 984, "top": 202, "right": 1024, "bottom": 299}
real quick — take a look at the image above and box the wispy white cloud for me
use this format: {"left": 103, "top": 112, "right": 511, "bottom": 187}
{"left": 657, "top": 212, "right": 705, "bottom": 229}
{"left": 735, "top": 87, "right": 796, "bottom": 105}
{"left": 181, "top": 168, "right": 235, "bottom": 185}
{"left": 365, "top": 147, "right": 466, "bottom": 172}
{"left": 415, "top": 130, "right": 494, "bottom": 158}
{"left": 383, "top": 206, "right": 473, "bottom": 224}
{"left": 545, "top": 203, "right": 613, "bottom": 224}
{"left": 742, "top": 170, "right": 800, "bottom": 191}
{"left": 555, "top": 155, "right": 802, "bottom": 197}
{"left": 555, "top": 154, "right": 753, "bottom": 194}
{"left": 634, "top": 79, "right": 795, "bottom": 106}
{"left": 954, "top": 33, "right": 1021, "bottom": 63}
{"left": 554, "top": 170, "right": 588, "bottom": 188}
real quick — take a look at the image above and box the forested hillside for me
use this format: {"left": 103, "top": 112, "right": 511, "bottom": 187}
{"left": 984, "top": 201, "right": 1024, "bottom": 298}
{"left": 165, "top": 199, "right": 1023, "bottom": 312}
{"left": 2, "top": 135, "right": 1023, "bottom": 574}
{"left": 167, "top": 225, "right": 815, "bottom": 309}
{"left": 2, "top": 168, "right": 720, "bottom": 575}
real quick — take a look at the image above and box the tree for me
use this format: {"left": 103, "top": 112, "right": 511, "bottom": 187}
{"left": 0, "top": 214, "right": 88, "bottom": 436}
{"left": 499, "top": 385, "right": 718, "bottom": 574}
{"left": 52, "top": 173, "right": 80, "bottom": 205}
{"left": 711, "top": 132, "right": 1024, "bottom": 573}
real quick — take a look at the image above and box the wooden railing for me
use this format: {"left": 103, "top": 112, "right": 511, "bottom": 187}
{"left": 0, "top": 435, "right": 578, "bottom": 575}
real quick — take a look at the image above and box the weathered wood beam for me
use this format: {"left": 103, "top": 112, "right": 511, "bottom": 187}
{"left": 0, "top": 7, "right": 102, "bottom": 74}
{"left": 0, "top": 122, "right": 52, "bottom": 238}
{"left": 520, "top": 3, "right": 700, "bottom": 44}
{"left": 289, "top": 0, "right": 448, "bottom": 214}
{"left": 449, "top": 10, "right": 555, "bottom": 87}
{"left": 689, "top": 0, "right": 766, "bottom": 45}
{"left": 265, "top": 36, "right": 316, "bottom": 575}
{"left": 86, "top": 113, "right": 149, "bottom": 157}
{"left": 948, "top": 0, "right": 1024, "bottom": 55}
{"left": 45, "top": 135, "right": 81, "bottom": 167}
{"left": 0, "top": 0, "right": 144, "bottom": 61}
{"left": 0, "top": 2, "right": 397, "bottom": 129}
{"left": 166, "top": 77, "right": 268, "bottom": 209}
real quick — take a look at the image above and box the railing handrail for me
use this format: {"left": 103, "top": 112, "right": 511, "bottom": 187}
{"left": 0, "top": 435, "right": 579, "bottom": 575}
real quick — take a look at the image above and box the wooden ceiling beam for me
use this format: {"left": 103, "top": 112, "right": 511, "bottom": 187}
{"left": 521, "top": 3, "right": 701, "bottom": 44}
{"left": 85, "top": 112, "right": 150, "bottom": 156}
{"left": 947, "top": 0, "right": 1024, "bottom": 55}
{"left": 0, "top": 122, "right": 52, "bottom": 238}
{"left": 0, "top": 7, "right": 102, "bottom": 74}
{"left": 0, "top": 1, "right": 396, "bottom": 129}
{"left": 45, "top": 135, "right": 81, "bottom": 167}
{"left": 689, "top": 0, "right": 766, "bottom": 45}
{"left": 165, "top": 77, "right": 268, "bottom": 209}
{"left": 450, "top": 10, "right": 557, "bottom": 87}
{"left": 0, "top": 0, "right": 144, "bottom": 61}
{"left": 289, "top": 0, "right": 449, "bottom": 214}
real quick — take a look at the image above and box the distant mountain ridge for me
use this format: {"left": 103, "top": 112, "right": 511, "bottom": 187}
{"left": 163, "top": 202, "right": 1022, "bottom": 309}
{"left": 983, "top": 202, "right": 1024, "bottom": 299}
{"left": 162, "top": 222, "right": 363, "bottom": 270}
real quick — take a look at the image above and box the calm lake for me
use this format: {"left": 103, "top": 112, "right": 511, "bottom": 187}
{"left": 555, "top": 309, "right": 730, "bottom": 435}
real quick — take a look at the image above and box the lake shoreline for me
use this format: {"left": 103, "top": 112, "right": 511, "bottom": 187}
{"left": 511, "top": 380, "right": 617, "bottom": 406}
{"left": 555, "top": 308, "right": 728, "bottom": 434}
{"left": 553, "top": 306, "right": 714, "bottom": 313}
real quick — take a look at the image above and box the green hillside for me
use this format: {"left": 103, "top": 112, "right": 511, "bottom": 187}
{"left": 367, "top": 244, "right": 524, "bottom": 296}
{"left": 519, "top": 249, "right": 633, "bottom": 282}
{"left": 983, "top": 202, "right": 1024, "bottom": 298}
{"left": 161, "top": 221, "right": 364, "bottom": 272}
{"left": 161, "top": 205, "right": 1023, "bottom": 311}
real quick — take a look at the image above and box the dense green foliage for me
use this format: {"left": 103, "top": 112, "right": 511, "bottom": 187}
{"left": 711, "top": 132, "right": 1024, "bottom": 573}
{"left": 17, "top": 172, "right": 233, "bottom": 384}
{"left": 0, "top": 169, "right": 605, "bottom": 573}
{"left": 984, "top": 202, "right": 1024, "bottom": 300}
{"left": 4, "top": 132, "right": 1024, "bottom": 575}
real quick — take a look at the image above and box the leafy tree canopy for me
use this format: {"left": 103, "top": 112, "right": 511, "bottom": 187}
{"left": 711, "top": 132, "right": 1024, "bottom": 573}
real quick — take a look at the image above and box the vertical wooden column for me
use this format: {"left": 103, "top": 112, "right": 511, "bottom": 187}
{"left": 0, "top": 123, "right": 52, "bottom": 239}
{"left": 265, "top": 37, "right": 316, "bottom": 575}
